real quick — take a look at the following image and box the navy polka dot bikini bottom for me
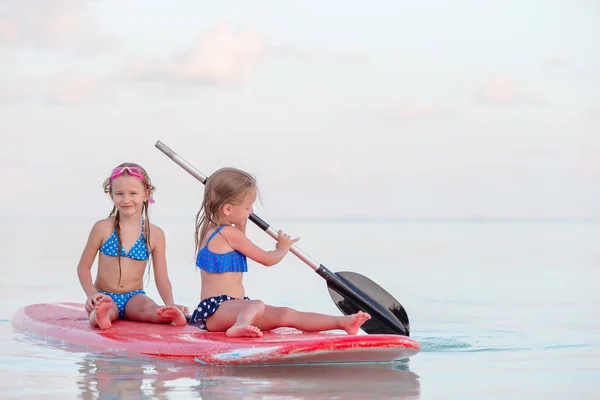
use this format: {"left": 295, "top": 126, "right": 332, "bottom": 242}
{"left": 189, "top": 294, "right": 250, "bottom": 331}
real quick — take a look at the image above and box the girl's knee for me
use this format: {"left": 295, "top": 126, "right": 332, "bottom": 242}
{"left": 141, "top": 297, "right": 156, "bottom": 309}
{"left": 126, "top": 295, "right": 155, "bottom": 317}
{"left": 248, "top": 300, "right": 265, "bottom": 313}
{"left": 276, "top": 307, "right": 297, "bottom": 325}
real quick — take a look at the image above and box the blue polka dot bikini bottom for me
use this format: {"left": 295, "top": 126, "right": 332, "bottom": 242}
{"left": 189, "top": 294, "right": 250, "bottom": 331}
{"left": 98, "top": 289, "right": 146, "bottom": 319}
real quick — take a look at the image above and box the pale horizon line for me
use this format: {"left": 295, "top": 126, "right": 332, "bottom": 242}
{"left": 1, "top": 215, "right": 599, "bottom": 224}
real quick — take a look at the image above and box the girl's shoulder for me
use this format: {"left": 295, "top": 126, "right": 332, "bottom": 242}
{"left": 148, "top": 222, "right": 164, "bottom": 236}
{"left": 146, "top": 223, "right": 164, "bottom": 254}
{"left": 92, "top": 217, "right": 114, "bottom": 233}
{"left": 216, "top": 224, "right": 241, "bottom": 237}
{"left": 147, "top": 223, "right": 165, "bottom": 251}
{"left": 201, "top": 224, "right": 236, "bottom": 244}
{"left": 87, "top": 218, "right": 114, "bottom": 242}
{"left": 218, "top": 225, "right": 248, "bottom": 243}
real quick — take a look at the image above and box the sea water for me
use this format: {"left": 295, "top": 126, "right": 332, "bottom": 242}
{"left": 0, "top": 218, "right": 598, "bottom": 399}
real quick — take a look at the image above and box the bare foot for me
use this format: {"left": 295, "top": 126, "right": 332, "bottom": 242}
{"left": 226, "top": 323, "right": 263, "bottom": 338}
{"left": 156, "top": 305, "right": 187, "bottom": 326}
{"left": 342, "top": 311, "right": 371, "bottom": 335}
{"left": 93, "top": 297, "right": 114, "bottom": 330}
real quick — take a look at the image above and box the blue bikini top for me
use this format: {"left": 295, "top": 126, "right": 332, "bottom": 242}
{"left": 100, "top": 220, "right": 150, "bottom": 261}
{"left": 196, "top": 225, "right": 248, "bottom": 273}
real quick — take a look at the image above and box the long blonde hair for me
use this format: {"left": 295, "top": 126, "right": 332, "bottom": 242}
{"left": 102, "top": 162, "right": 156, "bottom": 286}
{"left": 195, "top": 167, "right": 258, "bottom": 253}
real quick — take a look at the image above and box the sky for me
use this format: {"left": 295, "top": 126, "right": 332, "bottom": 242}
{"left": 0, "top": 0, "right": 599, "bottom": 220}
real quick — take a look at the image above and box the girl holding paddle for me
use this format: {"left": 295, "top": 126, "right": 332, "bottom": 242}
{"left": 76, "top": 163, "right": 189, "bottom": 329}
{"left": 191, "top": 167, "right": 371, "bottom": 338}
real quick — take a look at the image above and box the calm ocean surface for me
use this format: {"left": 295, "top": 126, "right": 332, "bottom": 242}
{"left": 0, "top": 218, "right": 598, "bottom": 399}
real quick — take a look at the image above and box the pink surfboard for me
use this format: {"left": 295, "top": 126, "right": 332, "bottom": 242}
{"left": 12, "top": 302, "right": 420, "bottom": 366}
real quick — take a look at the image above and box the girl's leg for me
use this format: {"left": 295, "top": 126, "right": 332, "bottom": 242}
{"left": 124, "top": 294, "right": 187, "bottom": 326}
{"left": 207, "top": 300, "right": 371, "bottom": 336}
{"left": 254, "top": 306, "right": 371, "bottom": 335}
{"left": 89, "top": 294, "right": 119, "bottom": 330}
{"left": 205, "top": 299, "right": 265, "bottom": 338}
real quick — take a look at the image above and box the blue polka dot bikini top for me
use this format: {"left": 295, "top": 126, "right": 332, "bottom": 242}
{"left": 196, "top": 225, "right": 248, "bottom": 273}
{"left": 99, "top": 219, "right": 150, "bottom": 261}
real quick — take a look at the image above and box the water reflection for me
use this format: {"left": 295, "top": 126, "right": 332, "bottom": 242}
{"left": 76, "top": 353, "right": 421, "bottom": 400}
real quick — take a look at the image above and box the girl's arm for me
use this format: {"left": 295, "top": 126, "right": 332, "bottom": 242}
{"left": 77, "top": 221, "right": 105, "bottom": 313}
{"left": 151, "top": 226, "right": 189, "bottom": 314}
{"left": 150, "top": 226, "right": 176, "bottom": 305}
{"left": 223, "top": 226, "right": 298, "bottom": 267}
{"left": 76, "top": 221, "right": 104, "bottom": 297}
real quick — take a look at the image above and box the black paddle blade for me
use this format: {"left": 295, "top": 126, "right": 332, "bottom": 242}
{"left": 316, "top": 266, "right": 410, "bottom": 336}
{"left": 327, "top": 272, "right": 410, "bottom": 336}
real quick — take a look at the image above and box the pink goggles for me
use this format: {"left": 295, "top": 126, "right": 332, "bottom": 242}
{"left": 110, "top": 166, "right": 145, "bottom": 183}
{"left": 109, "top": 166, "right": 155, "bottom": 204}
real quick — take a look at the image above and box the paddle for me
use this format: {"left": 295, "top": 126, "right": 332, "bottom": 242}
{"left": 155, "top": 140, "right": 410, "bottom": 336}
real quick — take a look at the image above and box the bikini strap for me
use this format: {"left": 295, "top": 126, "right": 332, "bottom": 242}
{"left": 205, "top": 225, "right": 225, "bottom": 245}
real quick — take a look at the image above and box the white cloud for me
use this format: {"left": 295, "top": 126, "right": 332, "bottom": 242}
{"left": 477, "top": 76, "right": 542, "bottom": 105}
{"left": 123, "top": 22, "right": 268, "bottom": 85}
{"left": 121, "top": 22, "right": 369, "bottom": 86}
{"left": 0, "top": 0, "right": 116, "bottom": 55}
{"left": 45, "top": 74, "right": 108, "bottom": 105}
{"left": 0, "top": 74, "right": 108, "bottom": 105}
{"left": 0, "top": 19, "right": 20, "bottom": 44}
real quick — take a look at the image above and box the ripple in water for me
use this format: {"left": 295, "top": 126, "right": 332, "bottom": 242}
{"left": 416, "top": 336, "right": 472, "bottom": 352}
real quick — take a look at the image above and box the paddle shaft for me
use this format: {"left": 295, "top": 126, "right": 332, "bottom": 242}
{"left": 155, "top": 140, "right": 320, "bottom": 271}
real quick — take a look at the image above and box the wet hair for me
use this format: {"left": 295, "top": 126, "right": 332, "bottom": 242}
{"left": 194, "top": 167, "right": 258, "bottom": 253}
{"left": 102, "top": 162, "right": 156, "bottom": 286}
